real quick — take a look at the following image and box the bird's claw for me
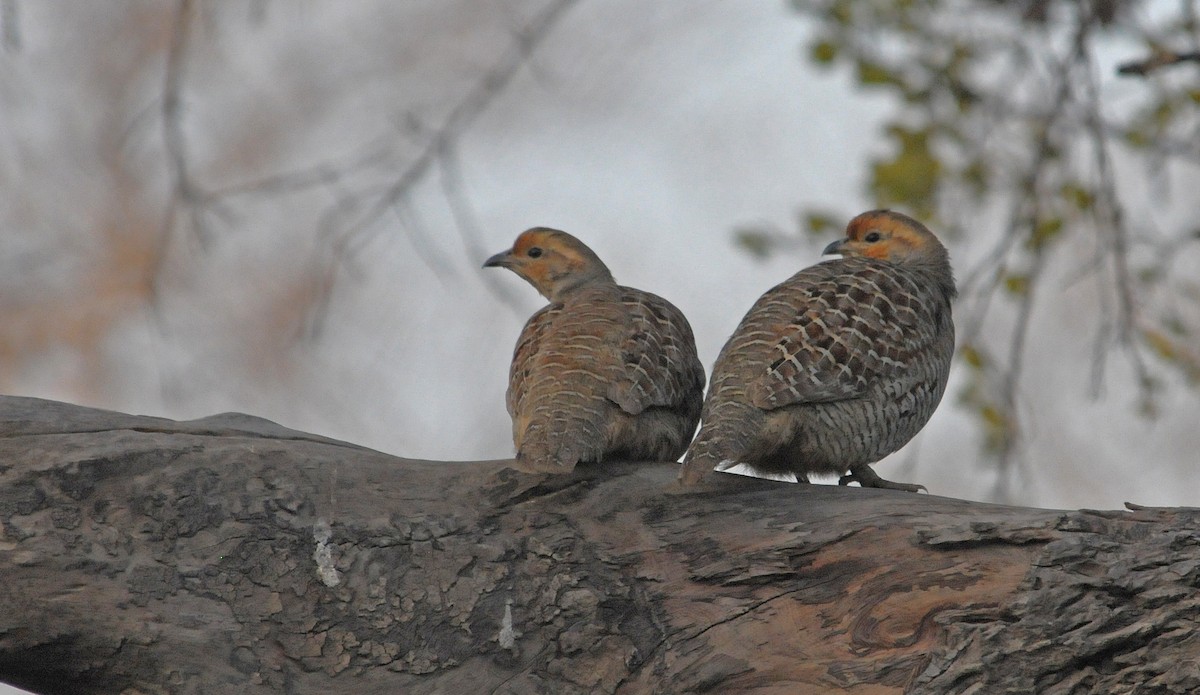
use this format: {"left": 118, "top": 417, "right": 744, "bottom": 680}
{"left": 839, "top": 467, "right": 927, "bottom": 493}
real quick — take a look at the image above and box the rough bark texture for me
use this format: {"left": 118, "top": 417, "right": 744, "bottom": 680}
{"left": 0, "top": 396, "right": 1196, "bottom": 694}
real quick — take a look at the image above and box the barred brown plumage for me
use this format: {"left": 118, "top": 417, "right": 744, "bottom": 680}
{"left": 679, "top": 210, "right": 956, "bottom": 491}
{"left": 485, "top": 227, "right": 705, "bottom": 473}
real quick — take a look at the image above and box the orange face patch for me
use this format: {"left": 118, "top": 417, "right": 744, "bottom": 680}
{"left": 842, "top": 211, "right": 931, "bottom": 262}
{"left": 512, "top": 228, "right": 555, "bottom": 256}
{"left": 517, "top": 261, "right": 557, "bottom": 291}
{"left": 858, "top": 243, "right": 893, "bottom": 260}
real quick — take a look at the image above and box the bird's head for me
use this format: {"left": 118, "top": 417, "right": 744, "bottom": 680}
{"left": 823, "top": 209, "right": 956, "bottom": 298}
{"left": 483, "top": 227, "right": 615, "bottom": 302}
{"left": 823, "top": 210, "right": 949, "bottom": 266}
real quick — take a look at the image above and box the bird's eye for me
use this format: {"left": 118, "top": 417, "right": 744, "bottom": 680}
{"left": 527, "top": 247, "right": 543, "bottom": 258}
{"left": 864, "top": 231, "right": 882, "bottom": 243}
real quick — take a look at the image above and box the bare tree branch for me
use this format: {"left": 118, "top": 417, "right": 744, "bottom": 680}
{"left": 151, "top": 0, "right": 199, "bottom": 302}
{"left": 300, "top": 0, "right": 580, "bottom": 336}
{"left": 1081, "top": 26, "right": 1154, "bottom": 400}
{"left": 325, "top": 0, "right": 579, "bottom": 259}
{"left": 206, "top": 139, "right": 397, "bottom": 201}
{"left": 956, "top": 8, "right": 1099, "bottom": 501}
{"left": 4, "top": 396, "right": 1200, "bottom": 694}
{"left": 437, "top": 143, "right": 527, "bottom": 315}
{"left": 991, "top": 228, "right": 1046, "bottom": 502}
{"left": 1116, "top": 49, "right": 1200, "bottom": 76}
{"left": 137, "top": 2, "right": 570, "bottom": 342}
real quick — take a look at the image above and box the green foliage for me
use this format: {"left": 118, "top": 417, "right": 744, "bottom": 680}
{"left": 959, "top": 344, "right": 986, "bottom": 370}
{"left": 1059, "top": 184, "right": 1094, "bottom": 211}
{"left": 855, "top": 59, "right": 902, "bottom": 87}
{"left": 1027, "top": 217, "right": 1063, "bottom": 250}
{"left": 802, "top": 211, "right": 839, "bottom": 236}
{"left": 1003, "top": 274, "right": 1030, "bottom": 296}
{"left": 810, "top": 40, "right": 838, "bottom": 64}
{"left": 1144, "top": 329, "right": 1200, "bottom": 385}
{"left": 957, "top": 369, "right": 1014, "bottom": 455}
{"left": 960, "top": 159, "right": 989, "bottom": 200}
{"left": 870, "top": 125, "right": 941, "bottom": 219}
{"left": 734, "top": 227, "right": 777, "bottom": 261}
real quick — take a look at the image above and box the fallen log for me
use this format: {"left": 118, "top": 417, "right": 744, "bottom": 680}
{"left": 0, "top": 396, "right": 1196, "bottom": 694}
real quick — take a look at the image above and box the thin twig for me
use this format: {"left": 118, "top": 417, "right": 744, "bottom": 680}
{"left": 991, "top": 227, "right": 1047, "bottom": 503}
{"left": 302, "top": 0, "right": 579, "bottom": 335}
{"left": 325, "top": 0, "right": 580, "bottom": 265}
{"left": 437, "top": 143, "right": 526, "bottom": 316}
{"left": 150, "top": 0, "right": 199, "bottom": 302}
{"left": 1116, "top": 49, "right": 1200, "bottom": 76}
{"left": 389, "top": 197, "right": 460, "bottom": 287}
{"left": 1080, "top": 9, "right": 1154, "bottom": 399}
{"left": 991, "top": 12, "right": 1093, "bottom": 502}
{"left": 205, "top": 137, "right": 397, "bottom": 201}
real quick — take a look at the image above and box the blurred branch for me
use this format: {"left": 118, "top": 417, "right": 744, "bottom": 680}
{"left": 206, "top": 140, "right": 396, "bottom": 200}
{"left": 303, "top": 0, "right": 580, "bottom": 336}
{"left": 1081, "top": 28, "right": 1153, "bottom": 400}
{"left": 388, "top": 196, "right": 459, "bottom": 286}
{"left": 984, "top": 118, "right": 1064, "bottom": 503}
{"left": 1, "top": 0, "right": 19, "bottom": 52}
{"left": 956, "top": 19, "right": 1082, "bottom": 496}
{"left": 1116, "top": 49, "right": 1200, "bottom": 76}
{"left": 438, "top": 143, "right": 526, "bottom": 315}
{"left": 151, "top": 0, "right": 199, "bottom": 301}
{"left": 991, "top": 229, "right": 1045, "bottom": 502}
{"left": 991, "top": 11, "right": 1128, "bottom": 501}
{"left": 139, "top": 1, "right": 574, "bottom": 337}
{"left": 248, "top": 0, "right": 269, "bottom": 25}
{"left": 327, "top": 0, "right": 579, "bottom": 256}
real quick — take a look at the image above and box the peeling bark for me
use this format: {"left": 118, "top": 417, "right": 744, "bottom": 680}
{"left": 0, "top": 396, "right": 1196, "bottom": 694}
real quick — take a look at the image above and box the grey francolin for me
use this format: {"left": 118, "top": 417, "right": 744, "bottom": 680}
{"left": 679, "top": 210, "right": 956, "bottom": 492}
{"left": 485, "top": 227, "right": 705, "bottom": 473}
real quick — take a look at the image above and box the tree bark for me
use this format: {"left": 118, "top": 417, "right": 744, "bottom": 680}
{"left": 0, "top": 395, "right": 1196, "bottom": 694}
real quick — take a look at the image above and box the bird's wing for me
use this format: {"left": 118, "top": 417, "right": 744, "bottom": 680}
{"left": 508, "top": 301, "right": 618, "bottom": 470}
{"left": 745, "top": 261, "right": 937, "bottom": 410}
{"left": 606, "top": 290, "right": 705, "bottom": 416}
{"left": 506, "top": 304, "right": 559, "bottom": 420}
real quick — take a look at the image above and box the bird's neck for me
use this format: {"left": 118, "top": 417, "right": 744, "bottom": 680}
{"left": 545, "top": 267, "right": 617, "bottom": 302}
{"left": 911, "top": 256, "right": 957, "bottom": 302}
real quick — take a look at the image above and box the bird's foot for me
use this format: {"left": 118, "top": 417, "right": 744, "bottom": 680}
{"left": 839, "top": 466, "right": 926, "bottom": 493}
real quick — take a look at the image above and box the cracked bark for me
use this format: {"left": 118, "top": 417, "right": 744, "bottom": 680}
{"left": 0, "top": 396, "right": 1196, "bottom": 694}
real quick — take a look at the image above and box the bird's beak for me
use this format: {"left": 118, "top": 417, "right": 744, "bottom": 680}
{"left": 822, "top": 239, "right": 847, "bottom": 256}
{"left": 483, "top": 249, "right": 513, "bottom": 269}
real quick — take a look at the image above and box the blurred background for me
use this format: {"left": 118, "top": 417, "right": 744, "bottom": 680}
{"left": 1, "top": 0, "right": 1198, "bottom": 517}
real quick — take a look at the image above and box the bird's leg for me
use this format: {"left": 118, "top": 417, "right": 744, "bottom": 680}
{"left": 839, "top": 465, "right": 926, "bottom": 493}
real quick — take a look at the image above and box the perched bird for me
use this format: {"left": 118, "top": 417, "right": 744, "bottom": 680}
{"left": 679, "top": 210, "right": 956, "bottom": 492}
{"left": 484, "top": 227, "right": 705, "bottom": 473}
